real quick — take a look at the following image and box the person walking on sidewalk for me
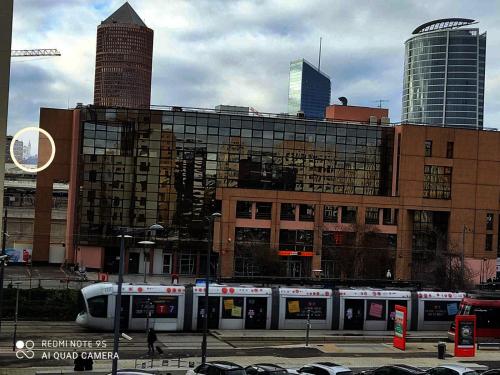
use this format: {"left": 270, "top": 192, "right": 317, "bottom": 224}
{"left": 147, "top": 328, "right": 157, "bottom": 355}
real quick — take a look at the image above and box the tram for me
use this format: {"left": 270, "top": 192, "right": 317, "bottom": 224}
{"left": 77, "top": 283, "right": 472, "bottom": 333}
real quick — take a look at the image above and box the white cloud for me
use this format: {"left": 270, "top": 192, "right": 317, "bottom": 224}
{"left": 8, "top": 0, "right": 500, "bottom": 139}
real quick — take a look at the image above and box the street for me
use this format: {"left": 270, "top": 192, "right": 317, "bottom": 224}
{"left": 0, "top": 321, "right": 499, "bottom": 375}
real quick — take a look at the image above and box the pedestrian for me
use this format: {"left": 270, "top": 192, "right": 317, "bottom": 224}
{"left": 386, "top": 269, "right": 392, "bottom": 280}
{"left": 84, "top": 356, "right": 93, "bottom": 371}
{"left": 147, "top": 328, "right": 157, "bottom": 355}
{"left": 74, "top": 352, "right": 84, "bottom": 371}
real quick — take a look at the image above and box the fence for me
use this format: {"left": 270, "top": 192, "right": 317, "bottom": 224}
{"left": 135, "top": 357, "right": 198, "bottom": 370}
{"left": 2, "top": 276, "right": 95, "bottom": 290}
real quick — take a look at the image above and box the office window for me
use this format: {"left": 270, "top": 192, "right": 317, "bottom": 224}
{"left": 341, "top": 206, "right": 357, "bottom": 224}
{"left": 255, "top": 202, "right": 272, "bottom": 220}
{"left": 486, "top": 213, "right": 494, "bottom": 231}
{"left": 323, "top": 205, "right": 338, "bottom": 223}
{"left": 299, "top": 204, "right": 314, "bottom": 221}
{"left": 236, "top": 201, "right": 252, "bottom": 219}
{"left": 423, "top": 165, "right": 452, "bottom": 199}
{"left": 485, "top": 234, "right": 493, "bottom": 251}
{"left": 425, "top": 140, "right": 433, "bottom": 157}
{"left": 281, "top": 203, "right": 296, "bottom": 221}
{"left": 446, "top": 141, "right": 454, "bottom": 159}
{"left": 365, "top": 207, "right": 379, "bottom": 225}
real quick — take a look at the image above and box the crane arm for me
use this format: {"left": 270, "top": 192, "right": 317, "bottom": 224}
{"left": 11, "top": 49, "right": 61, "bottom": 57}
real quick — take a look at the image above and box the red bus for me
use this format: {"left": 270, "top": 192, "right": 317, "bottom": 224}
{"left": 448, "top": 292, "right": 500, "bottom": 340}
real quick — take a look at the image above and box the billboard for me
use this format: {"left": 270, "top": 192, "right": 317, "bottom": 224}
{"left": 393, "top": 304, "right": 407, "bottom": 350}
{"left": 454, "top": 314, "right": 476, "bottom": 357}
{"left": 5, "top": 247, "right": 32, "bottom": 263}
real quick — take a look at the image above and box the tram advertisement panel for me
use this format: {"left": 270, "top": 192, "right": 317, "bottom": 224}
{"left": 393, "top": 305, "right": 407, "bottom": 351}
{"left": 424, "top": 301, "right": 459, "bottom": 321}
{"left": 285, "top": 298, "right": 327, "bottom": 320}
{"left": 454, "top": 314, "right": 476, "bottom": 357}
{"left": 132, "top": 295, "right": 178, "bottom": 319}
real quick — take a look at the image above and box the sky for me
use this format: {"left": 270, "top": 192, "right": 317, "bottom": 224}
{"left": 7, "top": 0, "right": 500, "bottom": 146}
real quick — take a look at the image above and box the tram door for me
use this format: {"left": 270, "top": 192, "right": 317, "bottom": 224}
{"left": 120, "top": 295, "right": 130, "bottom": 331}
{"left": 197, "top": 296, "right": 220, "bottom": 330}
{"left": 245, "top": 297, "right": 267, "bottom": 329}
{"left": 387, "top": 300, "right": 407, "bottom": 331}
{"left": 344, "top": 299, "right": 364, "bottom": 330}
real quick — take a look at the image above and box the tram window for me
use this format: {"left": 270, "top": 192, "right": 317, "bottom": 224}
{"left": 87, "top": 296, "right": 108, "bottom": 318}
{"left": 366, "top": 300, "right": 386, "bottom": 320}
{"left": 475, "top": 307, "right": 500, "bottom": 329}
{"left": 285, "top": 298, "right": 327, "bottom": 320}
{"left": 221, "top": 297, "right": 244, "bottom": 319}
{"left": 132, "top": 295, "right": 178, "bottom": 318}
{"left": 424, "top": 301, "right": 459, "bottom": 321}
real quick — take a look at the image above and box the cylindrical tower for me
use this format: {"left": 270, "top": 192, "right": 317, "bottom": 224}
{"left": 402, "top": 18, "right": 486, "bottom": 129}
{"left": 94, "top": 2, "right": 153, "bottom": 109}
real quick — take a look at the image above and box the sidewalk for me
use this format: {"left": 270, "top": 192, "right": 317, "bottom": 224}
{"left": 212, "top": 329, "right": 449, "bottom": 343}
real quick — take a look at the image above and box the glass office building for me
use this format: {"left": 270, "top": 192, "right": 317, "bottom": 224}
{"left": 76, "top": 107, "right": 393, "bottom": 274}
{"left": 288, "top": 59, "right": 331, "bottom": 119}
{"left": 402, "top": 18, "right": 486, "bottom": 128}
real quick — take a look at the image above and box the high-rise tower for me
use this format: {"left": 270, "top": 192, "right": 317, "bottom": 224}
{"left": 402, "top": 18, "right": 486, "bottom": 128}
{"left": 94, "top": 2, "right": 153, "bottom": 108}
{"left": 288, "top": 59, "right": 331, "bottom": 119}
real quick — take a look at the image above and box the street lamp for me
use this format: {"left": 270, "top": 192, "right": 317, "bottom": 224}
{"left": 138, "top": 240, "right": 155, "bottom": 283}
{"left": 111, "top": 223, "right": 163, "bottom": 375}
{"left": 201, "top": 212, "right": 221, "bottom": 365}
{"left": 12, "top": 281, "right": 22, "bottom": 351}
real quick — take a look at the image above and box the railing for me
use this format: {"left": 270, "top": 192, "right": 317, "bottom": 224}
{"left": 2, "top": 277, "right": 94, "bottom": 290}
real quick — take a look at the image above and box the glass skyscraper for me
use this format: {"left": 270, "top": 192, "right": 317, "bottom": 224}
{"left": 288, "top": 59, "right": 331, "bottom": 119}
{"left": 402, "top": 19, "right": 486, "bottom": 128}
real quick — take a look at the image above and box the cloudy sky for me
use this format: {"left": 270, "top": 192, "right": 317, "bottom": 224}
{"left": 8, "top": 0, "right": 500, "bottom": 141}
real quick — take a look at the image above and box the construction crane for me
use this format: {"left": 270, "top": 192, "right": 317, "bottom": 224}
{"left": 11, "top": 49, "right": 61, "bottom": 57}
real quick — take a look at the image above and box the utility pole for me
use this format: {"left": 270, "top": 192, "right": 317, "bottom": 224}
{"left": 461, "top": 225, "right": 468, "bottom": 288}
{"left": 111, "top": 230, "right": 126, "bottom": 375}
{"left": 0, "top": 208, "right": 8, "bottom": 337}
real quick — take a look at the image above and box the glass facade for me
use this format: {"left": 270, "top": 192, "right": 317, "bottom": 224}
{"left": 288, "top": 59, "right": 331, "bottom": 119}
{"left": 402, "top": 26, "right": 486, "bottom": 128}
{"left": 76, "top": 107, "right": 394, "bottom": 274}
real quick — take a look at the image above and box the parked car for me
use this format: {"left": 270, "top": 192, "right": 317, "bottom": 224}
{"left": 186, "top": 361, "right": 246, "bottom": 375}
{"left": 482, "top": 370, "right": 500, "bottom": 375}
{"left": 426, "top": 365, "right": 478, "bottom": 375}
{"left": 245, "top": 364, "right": 289, "bottom": 375}
{"left": 361, "top": 365, "right": 425, "bottom": 375}
{"left": 107, "top": 370, "right": 156, "bottom": 375}
{"left": 288, "top": 362, "right": 353, "bottom": 375}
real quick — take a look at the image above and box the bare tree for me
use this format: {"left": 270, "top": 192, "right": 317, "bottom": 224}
{"left": 325, "top": 224, "right": 395, "bottom": 280}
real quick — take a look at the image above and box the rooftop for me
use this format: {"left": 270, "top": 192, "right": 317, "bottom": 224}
{"left": 412, "top": 18, "right": 477, "bottom": 34}
{"left": 102, "top": 2, "right": 147, "bottom": 27}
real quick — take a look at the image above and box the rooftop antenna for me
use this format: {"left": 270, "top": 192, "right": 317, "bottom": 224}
{"left": 373, "top": 99, "right": 389, "bottom": 108}
{"left": 318, "top": 37, "right": 322, "bottom": 71}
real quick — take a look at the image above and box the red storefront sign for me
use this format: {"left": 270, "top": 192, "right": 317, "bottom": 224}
{"left": 393, "top": 304, "right": 407, "bottom": 350}
{"left": 278, "top": 251, "right": 313, "bottom": 257}
{"left": 454, "top": 314, "right": 476, "bottom": 357}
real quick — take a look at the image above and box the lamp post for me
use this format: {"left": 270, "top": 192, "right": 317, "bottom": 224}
{"left": 12, "top": 281, "right": 21, "bottom": 351}
{"left": 111, "top": 223, "right": 163, "bottom": 375}
{"left": 201, "top": 212, "right": 221, "bottom": 365}
{"left": 138, "top": 240, "right": 155, "bottom": 283}
{"left": 0, "top": 209, "right": 7, "bottom": 338}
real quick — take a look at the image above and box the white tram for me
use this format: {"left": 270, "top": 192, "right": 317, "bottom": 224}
{"left": 77, "top": 283, "right": 185, "bottom": 331}
{"left": 416, "top": 291, "right": 464, "bottom": 330}
{"left": 339, "top": 289, "right": 412, "bottom": 331}
{"left": 278, "top": 288, "right": 333, "bottom": 329}
{"left": 191, "top": 285, "right": 272, "bottom": 330}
